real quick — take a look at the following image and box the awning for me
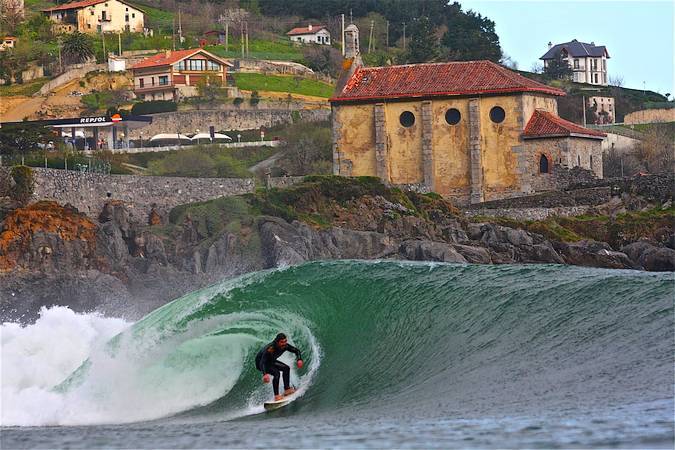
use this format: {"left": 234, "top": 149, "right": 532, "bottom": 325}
{"left": 191, "top": 132, "right": 232, "bottom": 141}
{"left": 149, "top": 133, "right": 192, "bottom": 142}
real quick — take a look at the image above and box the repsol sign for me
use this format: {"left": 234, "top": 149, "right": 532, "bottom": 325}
{"left": 79, "top": 116, "right": 108, "bottom": 124}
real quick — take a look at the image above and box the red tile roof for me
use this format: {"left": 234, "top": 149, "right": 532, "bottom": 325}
{"left": 287, "top": 25, "right": 327, "bottom": 36}
{"left": 130, "top": 48, "right": 232, "bottom": 70}
{"left": 43, "top": 0, "right": 142, "bottom": 12}
{"left": 330, "top": 60, "right": 565, "bottom": 102}
{"left": 523, "top": 110, "right": 606, "bottom": 139}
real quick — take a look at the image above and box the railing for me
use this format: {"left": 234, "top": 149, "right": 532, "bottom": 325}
{"left": 99, "top": 15, "right": 112, "bottom": 22}
{"left": 134, "top": 82, "right": 175, "bottom": 92}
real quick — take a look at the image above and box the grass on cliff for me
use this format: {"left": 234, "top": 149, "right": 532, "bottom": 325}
{"left": 471, "top": 205, "right": 675, "bottom": 248}
{"left": 232, "top": 73, "right": 334, "bottom": 98}
{"left": 0, "top": 77, "right": 49, "bottom": 97}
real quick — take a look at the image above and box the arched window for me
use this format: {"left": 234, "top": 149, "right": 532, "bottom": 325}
{"left": 539, "top": 154, "right": 549, "bottom": 174}
{"left": 490, "top": 106, "right": 505, "bottom": 123}
{"left": 399, "top": 111, "right": 415, "bottom": 127}
{"left": 445, "top": 108, "right": 461, "bottom": 125}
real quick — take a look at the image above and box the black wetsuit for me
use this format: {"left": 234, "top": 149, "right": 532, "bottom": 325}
{"left": 255, "top": 341, "right": 302, "bottom": 396}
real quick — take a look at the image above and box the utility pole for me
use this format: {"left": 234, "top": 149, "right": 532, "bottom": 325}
{"left": 402, "top": 22, "right": 406, "bottom": 50}
{"left": 368, "top": 20, "right": 374, "bottom": 53}
{"left": 582, "top": 95, "right": 587, "bottom": 126}
{"left": 225, "top": 21, "right": 229, "bottom": 52}
{"left": 341, "top": 13, "right": 345, "bottom": 56}
{"left": 386, "top": 20, "right": 389, "bottom": 48}
{"left": 245, "top": 21, "right": 249, "bottom": 57}
{"left": 178, "top": 8, "right": 183, "bottom": 45}
{"left": 118, "top": 32, "right": 122, "bottom": 56}
{"left": 241, "top": 20, "right": 245, "bottom": 58}
{"left": 172, "top": 17, "right": 176, "bottom": 50}
{"left": 57, "top": 37, "right": 63, "bottom": 73}
{"left": 101, "top": 29, "right": 107, "bottom": 64}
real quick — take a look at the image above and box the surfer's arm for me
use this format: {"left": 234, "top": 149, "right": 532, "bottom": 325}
{"left": 286, "top": 344, "right": 302, "bottom": 361}
{"left": 260, "top": 346, "right": 274, "bottom": 373}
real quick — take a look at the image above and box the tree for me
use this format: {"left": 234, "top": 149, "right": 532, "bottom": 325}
{"left": 197, "top": 75, "right": 223, "bottom": 103}
{"left": 62, "top": 32, "right": 94, "bottom": 65}
{"left": 0, "top": 123, "right": 52, "bottom": 163}
{"left": 279, "top": 122, "right": 332, "bottom": 175}
{"left": 543, "top": 52, "right": 573, "bottom": 80}
{"left": 302, "top": 45, "right": 342, "bottom": 76}
{"left": 442, "top": 4, "right": 502, "bottom": 62}
{"left": 404, "top": 16, "right": 440, "bottom": 63}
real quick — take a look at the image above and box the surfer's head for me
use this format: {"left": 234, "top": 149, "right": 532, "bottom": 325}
{"left": 274, "top": 333, "right": 288, "bottom": 349}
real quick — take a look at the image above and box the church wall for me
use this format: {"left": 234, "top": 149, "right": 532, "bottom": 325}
{"left": 384, "top": 101, "right": 424, "bottom": 184}
{"left": 332, "top": 103, "right": 376, "bottom": 176}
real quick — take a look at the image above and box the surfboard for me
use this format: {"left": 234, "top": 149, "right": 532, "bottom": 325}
{"left": 263, "top": 394, "right": 296, "bottom": 411}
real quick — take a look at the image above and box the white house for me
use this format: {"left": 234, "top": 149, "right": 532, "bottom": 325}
{"left": 287, "top": 24, "right": 331, "bottom": 45}
{"left": 540, "top": 39, "right": 609, "bottom": 86}
{"left": 43, "top": 0, "right": 144, "bottom": 34}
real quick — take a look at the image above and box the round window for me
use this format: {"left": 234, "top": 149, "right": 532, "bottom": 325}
{"left": 445, "top": 108, "right": 461, "bottom": 125}
{"left": 490, "top": 106, "right": 505, "bottom": 123}
{"left": 399, "top": 111, "right": 415, "bottom": 127}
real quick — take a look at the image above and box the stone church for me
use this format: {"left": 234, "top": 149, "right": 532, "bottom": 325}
{"left": 330, "top": 25, "right": 606, "bottom": 205}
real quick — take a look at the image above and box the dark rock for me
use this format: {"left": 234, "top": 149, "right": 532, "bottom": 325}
{"left": 399, "top": 240, "right": 467, "bottom": 263}
{"left": 452, "top": 244, "right": 492, "bottom": 264}
{"left": 558, "top": 240, "right": 638, "bottom": 269}
{"left": 621, "top": 240, "right": 675, "bottom": 271}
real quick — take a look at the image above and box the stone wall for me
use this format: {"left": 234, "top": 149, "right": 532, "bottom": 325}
{"left": 128, "top": 109, "right": 331, "bottom": 139}
{"left": 36, "top": 64, "right": 105, "bottom": 96}
{"left": 464, "top": 206, "right": 593, "bottom": 221}
{"left": 624, "top": 108, "right": 675, "bottom": 125}
{"left": 466, "top": 186, "right": 611, "bottom": 210}
{"left": 32, "top": 168, "right": 255, "bottom": 222}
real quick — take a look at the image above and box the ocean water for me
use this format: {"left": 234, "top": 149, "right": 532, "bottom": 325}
{"left": 2, "top": 261, "right": 673, "bottom": 448}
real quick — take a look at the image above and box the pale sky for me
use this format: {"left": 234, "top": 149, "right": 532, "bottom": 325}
{"left": 460, "top": 0, "right": 675, "bottom": 96}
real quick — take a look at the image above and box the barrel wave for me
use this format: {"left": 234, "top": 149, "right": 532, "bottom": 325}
{"left": 3, "top": 261, "right": 674, "bottom": 433}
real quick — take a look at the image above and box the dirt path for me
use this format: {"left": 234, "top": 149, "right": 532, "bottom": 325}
{"left": 1, "top": 96, "right": 46, "bottom": 122}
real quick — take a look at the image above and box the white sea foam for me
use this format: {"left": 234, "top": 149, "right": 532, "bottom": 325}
{"left": 1, "top": 306, "right": 130, "bottom": 426}
{"left": 1, "top": 305, "right": 320, "bottom": 426}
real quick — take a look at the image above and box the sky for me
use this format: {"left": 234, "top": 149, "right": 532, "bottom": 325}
{"left": 460, "top": 0, "right": 674, "bottom": 96}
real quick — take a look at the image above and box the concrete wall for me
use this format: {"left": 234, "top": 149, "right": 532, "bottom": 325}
{"left": 602, "top": 132, "right": 640, "bottom": 154}
{"left": 32, "top": 168, "right": 255, "bottom": 222}
{"left": 624, "top": 108, "right": 675, "bottom": 125}
{"left": 128, "top": 109, "right": 331, "bottom": 139}
{"left": 115, "top": 140, "right": 282, "bottom": 154}
{"left": 36, "top": 64, "right": 105, "bottom": 96}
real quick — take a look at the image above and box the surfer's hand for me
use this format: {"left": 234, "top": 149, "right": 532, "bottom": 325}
{"left": 262, "top": 374, "right": 270, "bottom": 383}
{"left": 297, "top": 360, "right": 304, "bottom": 369}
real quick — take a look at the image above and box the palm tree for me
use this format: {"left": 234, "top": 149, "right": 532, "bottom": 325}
{"left": 62, "top": 32, "right": 94, "bottom": 64}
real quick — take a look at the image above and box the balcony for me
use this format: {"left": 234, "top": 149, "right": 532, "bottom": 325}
{"left": 99, "top": 15, "right": 112, "bottom": 22}
{"left": 134, "top": 82, "right": 175, "bottom": 93}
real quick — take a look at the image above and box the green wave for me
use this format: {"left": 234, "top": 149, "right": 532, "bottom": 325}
{"left": 59, "top": 261, "right": 675, "bottom": 423}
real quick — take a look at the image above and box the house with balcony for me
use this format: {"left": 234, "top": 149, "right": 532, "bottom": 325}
{"left": 287, "top": 24, "right": 331, "bottom": 45}
{"left": 43, "top": 0, "right": 144, "bottom": 34}
{"left": 540, "top": 39, "right": 609, "bottom": 85}
{"left": 130, "top": 48, "right": 233, "bottom": 101}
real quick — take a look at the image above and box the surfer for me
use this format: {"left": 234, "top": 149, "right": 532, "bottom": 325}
{"left": 255, "top": 333, "right": 304, "bottom": 401}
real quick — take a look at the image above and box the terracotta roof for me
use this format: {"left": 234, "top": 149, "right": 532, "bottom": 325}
{"left": 287, "top": 25, "right": 327, "bottom": 36}
{"left": 523, "top": 110, "right": 606, "bottom": 139}
{"left": 130, "top": 48, "right": 232, "bottom": 70}
{"left": 43, "top": 0, "right": 143, "bottom": 12}
{"left": 330, "top": 60, "right": 565, "bottom": 103}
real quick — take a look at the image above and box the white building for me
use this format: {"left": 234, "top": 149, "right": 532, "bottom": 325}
{"left": 287, "top": 24, "right": 331, "bottom": 45}
{"left": 540, "top": 39, "right": 609, "bottom": 86}
{"left": 43, "top": 0, "right": 144, "bottom": 34}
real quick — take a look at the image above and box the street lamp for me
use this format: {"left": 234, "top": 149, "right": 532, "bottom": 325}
{"left": 196, "top": 128, "right": 200, "bottom": 145}
{"left": 237, "top": 133, "right": 241, "bottom": 143}
{"left": 139, "top": 131, "right": 143, "bottom": 148}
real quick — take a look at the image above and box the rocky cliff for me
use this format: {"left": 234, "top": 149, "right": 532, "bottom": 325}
{"left": 1, "top": 176, "right": 673, "bottom": 322}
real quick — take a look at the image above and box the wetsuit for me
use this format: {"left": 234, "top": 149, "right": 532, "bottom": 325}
{"left": 255, "top": 341, "right": 302, "bottom": 396}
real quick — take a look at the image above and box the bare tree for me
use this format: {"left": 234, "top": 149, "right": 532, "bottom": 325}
{"left": 530, "top": 62, "right": 543, "bottom": 74}
{"left": 632, "top": 125, "right": 674, "bottom": 174}
{"left": 608, "top": 74, "right": 624, "bottom": 88}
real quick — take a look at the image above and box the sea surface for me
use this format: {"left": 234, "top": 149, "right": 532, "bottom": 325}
{"left": 2, "top": 261, "right": 674, "bottom": 448}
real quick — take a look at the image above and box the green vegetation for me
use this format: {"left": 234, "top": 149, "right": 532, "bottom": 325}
{"left": 205, "top": 39, "right": 303, "bottom": 62}
{"left": 232, "top": 73, "right": 334, "bottom": 98}
{"left": 470, "top": 206, "right": 675, "bottom": 248}
{"left": 9, "top": 165, "right": 35, "bottom": 205}
{"left": 145, "top": 145, "right": 277, "bottom": 178}
{"left": 0, "top": 77, "right": 47, "bottom": 96}
{"left": 131, "top": 100, "right": 177, "bottom": 115}
{"left": 127, "top": 2, "right": 175, "bottom": 33}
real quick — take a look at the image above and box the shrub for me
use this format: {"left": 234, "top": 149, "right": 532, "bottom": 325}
{"left": 10, "top": 165, "right": 35, "bottom": 205}
{"left": 249, "top": 91, "right": 260, "bottom": 106}
{"left": 233, "top": 97, "right": 244, "bottom": 107}
{"left": 130, "top": 100, "right": 177, "bottom": 115}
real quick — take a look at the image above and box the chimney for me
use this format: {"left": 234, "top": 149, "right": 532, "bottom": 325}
{"left": 590, "top": 41, "right": 595, "bottom": 46}
{"left": 548, "top": 41, "right": 553, "bottom": 49}
{"left": 308, "top": 24, "right": 313, "bottom": 31}
{"left": 165, "top": 50, "right": 171, "bottom": 58}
